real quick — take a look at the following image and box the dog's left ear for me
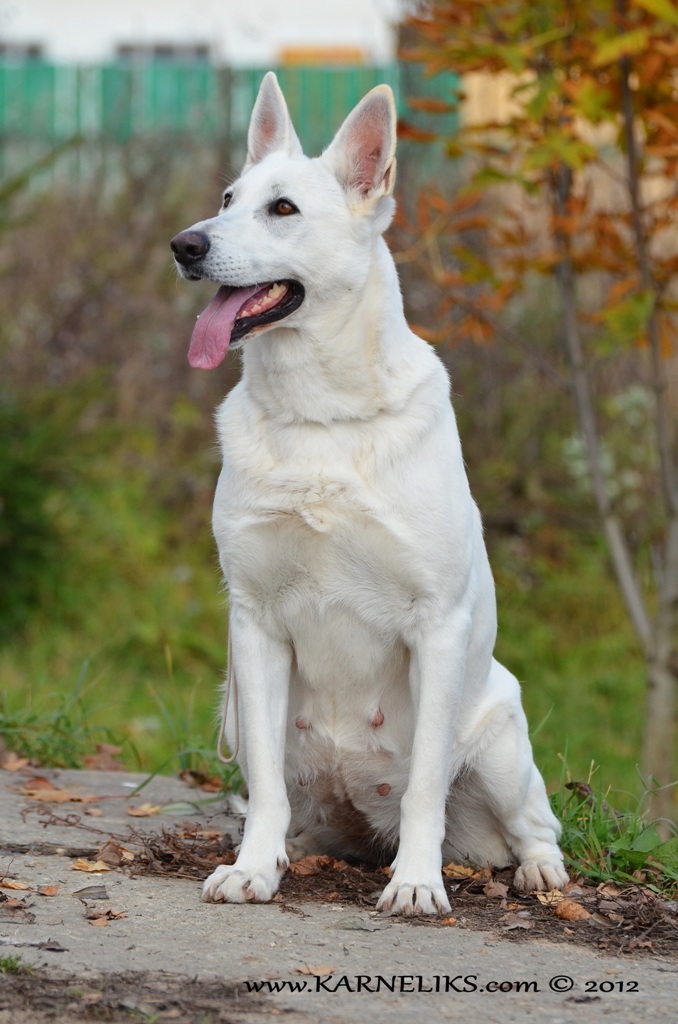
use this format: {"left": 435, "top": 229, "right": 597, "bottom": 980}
{"left": 245, "top": 71, "right": 303, "bottom": 170}
{"left": 323, "top": 85, "right": 397, "bottom": 205}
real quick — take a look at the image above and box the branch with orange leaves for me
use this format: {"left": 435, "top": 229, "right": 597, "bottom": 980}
{"left": 392, "top": 196, "right": 569, "bottom": 390}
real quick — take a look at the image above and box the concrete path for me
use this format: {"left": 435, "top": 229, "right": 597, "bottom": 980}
{"left": 1, "top": 767, "right": 676, "bottom": 1023}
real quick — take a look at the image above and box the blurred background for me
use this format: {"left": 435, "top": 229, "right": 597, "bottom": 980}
{"left": 0, "top": 1, "right": 669, "bottom": 815}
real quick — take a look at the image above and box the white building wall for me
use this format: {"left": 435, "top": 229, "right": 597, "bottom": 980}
{"left": 0, "top": 0, "right": 402, "bottom": 65}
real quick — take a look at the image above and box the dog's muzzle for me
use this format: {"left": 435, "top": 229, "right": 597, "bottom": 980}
{"left": 171, "top": 230, "right": 211, "bottom": 268}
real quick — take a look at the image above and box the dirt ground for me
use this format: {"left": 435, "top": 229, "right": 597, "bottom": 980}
{"left": 3, "top": 826, "right": 677, "bottom": 1023}
{"left": 113, "top": 822, "right": 677, "bottom": 958}
{"left": 1, "top": 766, "right": 677, "bottom": 1024}
{"left": 0, "top": 969, "right": 263, "bottom": 1024}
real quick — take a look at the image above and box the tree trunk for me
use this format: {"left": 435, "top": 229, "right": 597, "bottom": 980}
{"left": 618, "top": 45, "right": 678, "bottom": 829}
{"left": 643, "top": 657, "right": 677, "bottom": 833}
{"left": 642, "top": 515, "right": 678, "bottom": 831}
{"left": 551, "top": 164, "right": 652, "bottom": 645}
{"left": 550, "top": 163, "right": 677, "bottom": 829}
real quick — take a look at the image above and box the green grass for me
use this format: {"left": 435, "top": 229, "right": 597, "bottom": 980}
{"left": 0, "top": 529, "right": 646, "bottom": 791}
{"left": 0, "top": 468, "right": 655, "bottom": 794}
{"left": 490, "top": 529, "right": 647, "bottom": 797}
{"left": 0, "top": 662, "right": 114, "bottom": 769}
{"left": 0, "top": 386, "right": 235, "bottom": 780}
{"left": 553, "top": 763, "right": 678, "bottom": 894}
{"left": 0, "top": 378, "right": 674, "bottom": 892}
{"left": 0, "top": 955, "right": 31, "bottom": 975}
{"left": 1, "top": 506, "right": 676, "bottom": 891}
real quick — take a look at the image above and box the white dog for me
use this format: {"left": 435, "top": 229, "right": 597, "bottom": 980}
{"left": 171, "top": 73, "right": 567, "bottom": 915}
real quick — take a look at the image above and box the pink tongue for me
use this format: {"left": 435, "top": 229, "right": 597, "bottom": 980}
{"left": 188, "top": 284, "right": 260, "bottom": 369}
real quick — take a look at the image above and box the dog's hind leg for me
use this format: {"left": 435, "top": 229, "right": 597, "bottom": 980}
{"left": 443, "top": 776, "right": 515, "bottom": 871}
{"left": 455, "top": 661, "right": 568, "bottom": 892}
{"left": 202, "top": 605, "right": 293, "bottom": 903}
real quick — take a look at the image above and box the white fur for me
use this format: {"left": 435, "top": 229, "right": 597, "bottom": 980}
{"left": 174, "top": 72, "right": 567, "bottom": 914}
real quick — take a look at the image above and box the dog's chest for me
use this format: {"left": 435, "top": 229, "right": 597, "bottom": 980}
{"left": 217, "top": 463, "right": 426, "bottom": 631}
{"left": 213, "top": 399, "right": 437, "bottom": 622}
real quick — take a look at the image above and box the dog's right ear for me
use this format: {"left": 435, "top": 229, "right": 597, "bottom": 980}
{"left": 244, "top": 72, "right": 303, "bottom": 170}
{"left": 322, "top": 85, "right": 397, "bottom": 207}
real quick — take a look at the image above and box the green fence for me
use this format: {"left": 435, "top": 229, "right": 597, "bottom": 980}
{"left": 0, "top": 60, "right": 459, "bottom": 186}
{"left": 0, "top": 63, "right": 404, "bottom": 153}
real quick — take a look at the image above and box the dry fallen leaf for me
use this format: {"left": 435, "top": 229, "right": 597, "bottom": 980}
{"left": 295, "top": 964, "right": 337, "bottom": 976}
{"left": 0, "top": 879, "right": 32, "bottom": 891}
{"left": 85, "top": 906, "right": 127, "bottom": 922}
{"left": 200, "top": 776, "right": 225, "bottom": 793}
{"left": 483, "top": 880, "right": 509, "bottom": 899}
{"left": 0, "top": 897, "right": 35, "bottom": 927}
{"left": 80, "top": 992, "right": 103, "bottom": 1005}
{"left": 179, "top": 770, "right": 209, "bottom": 788}
{"left": 597, "top": 882, "right": 621, "bottom": 898}
{"left": 34, "top": 789, "right": 99, "bottom": 803}
{"left": 4, "top": 897, "right": 29, "bottom": 909}
{"left": 89, "top": 917, "right": 108, "bottom": 927}
{"left": 499, "top": 911, "right": 534, "bottom": 931}
{"left": 177, "top": 826, "right": 224, "bottom": 840}
{"left": 179, "top": 770, "right": 224, "bottom": 794}
{"left": 535, "top": 889, "right": 565, "bottom": 906}
{"left": 99, "top": 839, "right": 135, "bottom": 866}
{"left": 37, "top": 885, "right": 61, "bottom": 897}
{"left": 627, "top": 937, "right": 653, "bottom": 950}
{"left": 20, "top": 775, "right": 55, "bottom": 790}
{"left": 20, "top": 776, "right": 99, "bottom": 804}
{"left": 554, "top": 899, "right": 591, "bottom": 922}
{"left": 82, "top": 744, "right": 124, "bottom": 771}
{"left": 127, "top": 803, "right": 161, "bottom": 817}
{"left": 0, "top": 751, "right": 30, "bottom": 771}
{"left": 442, "top": 862, "right": 482, "bottom": 879}
{"left": 74, "top": 885, "right": 109, "bottom": 901}
{"left": 288, "top": 856, "right": 349, "bottom": 876}
{"left": 72, "top": 859, "right": 112, "bottom": 873}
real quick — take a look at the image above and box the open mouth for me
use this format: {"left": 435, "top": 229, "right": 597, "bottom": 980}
{"left": 188, "top": 280, "right": 305, "bottom": 370}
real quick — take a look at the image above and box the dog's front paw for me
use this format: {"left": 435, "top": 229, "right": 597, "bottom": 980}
{"left": 514, "top": 859, "right": 568, "bottom": 893}
{"left": 202, "top": 857, "right": 288, "bottom": 904}
{"left": 376, "top": 875, "right": 451, "bottom": 917}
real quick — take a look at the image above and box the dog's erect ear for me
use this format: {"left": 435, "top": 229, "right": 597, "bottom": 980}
{"left": 245, "top": 72, "right": 303, "bottom": 169}
{"left": 323, "top": 85, "right": 397, "bottom": 203}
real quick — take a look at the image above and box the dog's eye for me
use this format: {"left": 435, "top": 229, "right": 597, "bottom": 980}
{"left": 222, "top": 193, "right": 233, "bottom": 209}
{"left": 272, "top": 199, "right": 297, "bottom": 216}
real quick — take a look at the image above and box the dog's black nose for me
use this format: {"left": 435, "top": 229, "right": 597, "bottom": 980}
{"left": 170, "top": 230, "right": 211, "bottom": 266}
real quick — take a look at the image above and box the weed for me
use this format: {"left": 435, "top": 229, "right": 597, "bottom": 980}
{"left": 554, "top": 760, "right": 678, "bottom": 895}
{"left": 0, "top": 664, "right": 122, "bottom": 769}
{"left": 0, "top": 955, "right": 31, "bottom": 975}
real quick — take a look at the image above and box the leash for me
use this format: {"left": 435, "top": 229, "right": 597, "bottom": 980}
{"left": 216, "top": 621, "right": 240, "bottom": 764}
